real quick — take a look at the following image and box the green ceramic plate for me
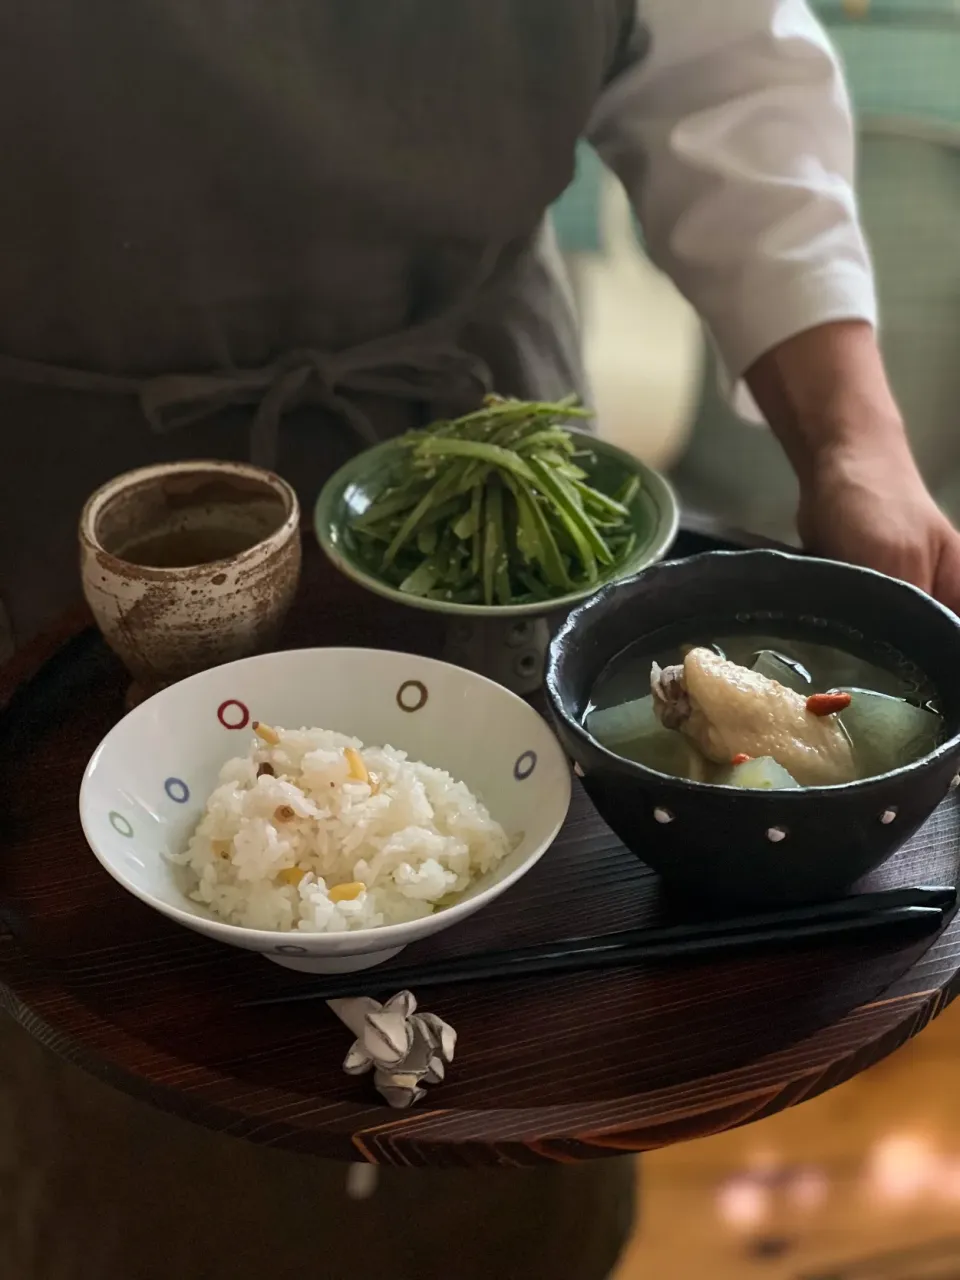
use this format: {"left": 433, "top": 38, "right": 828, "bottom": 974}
{"left": 314, "top": 428, "right": 680, "bottom": 618}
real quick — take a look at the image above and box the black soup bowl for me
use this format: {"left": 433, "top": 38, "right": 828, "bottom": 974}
{"left": 546, "top": 550, "right": 960, "bottom": 908}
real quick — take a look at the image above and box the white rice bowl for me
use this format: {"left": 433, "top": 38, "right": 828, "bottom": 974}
{"left": 171, "top": 726, "right": 511, "bottom": 933}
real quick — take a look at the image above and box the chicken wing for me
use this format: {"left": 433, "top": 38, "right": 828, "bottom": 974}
{"left": 650, "top": 647, "right": 856, "bottom": 787}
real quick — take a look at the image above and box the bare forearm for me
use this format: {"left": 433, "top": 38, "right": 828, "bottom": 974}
{"left": 743, "top": 319, "right": 960, "bottom": 609}
{"left": 745, "top": 321, "right": 914, "bottom": 487}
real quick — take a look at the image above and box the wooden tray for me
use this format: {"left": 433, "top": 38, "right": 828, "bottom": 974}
{"left": 1, "top": 524, "right": 959, "bottom": 1168}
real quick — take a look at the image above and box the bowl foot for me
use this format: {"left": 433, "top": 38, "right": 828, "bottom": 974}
{"left": 443, "top": 616, "right": 551, "bottom": 694}
{"left": 265, "top": 944, "right": 406, "bottom": 974}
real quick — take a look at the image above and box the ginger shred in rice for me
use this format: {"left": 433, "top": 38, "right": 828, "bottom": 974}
{"left": 171, "top": 727, "right": 510, "bottom": 933}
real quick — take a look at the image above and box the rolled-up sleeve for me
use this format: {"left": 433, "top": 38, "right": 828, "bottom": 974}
{"left": 588, "top": 0, "right": 878, "bottom": 384}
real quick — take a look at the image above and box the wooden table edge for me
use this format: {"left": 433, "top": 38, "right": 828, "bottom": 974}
{"left": 0, "top": 953, "right": 954, "bottom": 1166}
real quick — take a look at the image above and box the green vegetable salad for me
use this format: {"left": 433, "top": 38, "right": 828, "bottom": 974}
{"left": 348, "top": 396, "right": 642, "bottom": 607}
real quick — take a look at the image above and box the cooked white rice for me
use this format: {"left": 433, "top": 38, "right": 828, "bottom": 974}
{"left": 171, "top": 725, "right": 510, "bottom": 932}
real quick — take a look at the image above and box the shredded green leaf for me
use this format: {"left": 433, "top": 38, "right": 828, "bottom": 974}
{"left": 347, "top": 395, "right": 646, "bottom": 605}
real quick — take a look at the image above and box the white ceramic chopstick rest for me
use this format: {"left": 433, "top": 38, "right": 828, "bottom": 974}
{"left": 328, "top": 990, "right": 457, "bottom": 1109}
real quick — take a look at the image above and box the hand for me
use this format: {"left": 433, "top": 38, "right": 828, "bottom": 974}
{"left": 797, "top": 444, "right": 960, "bottom": 614}
{"left": 746, "top": 322, "right": 960, "bottom": 613}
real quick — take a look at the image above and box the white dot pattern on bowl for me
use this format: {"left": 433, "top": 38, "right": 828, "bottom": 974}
{"left": 766, "top": 826, "right": 788, "bottom": 843}
{"left": 880, "top": 808, "right": 898, "bottom": 825}
{"left": 653, "top": 807, "right": 674, "bottom": 825}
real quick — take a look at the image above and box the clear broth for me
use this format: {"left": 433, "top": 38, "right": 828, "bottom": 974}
{"left": 585, "top": 620, "right": 941, "bottom": 786}
{"left": 590, "top": 625, "right": 935, "bottom": 714}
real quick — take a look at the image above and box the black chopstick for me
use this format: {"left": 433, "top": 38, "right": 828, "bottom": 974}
{"left": 243, "top": 907, "right": 945, "bottom": 1005}
{"left": 239, "top": 884, "right": 956, "bottom": 1007}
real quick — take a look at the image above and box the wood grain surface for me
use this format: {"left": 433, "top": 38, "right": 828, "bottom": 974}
{"left": 1, "top": 528, "right": 959, "bottom": 1167}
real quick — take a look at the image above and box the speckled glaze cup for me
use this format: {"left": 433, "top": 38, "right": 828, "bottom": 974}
{"left": 80, "top": 461, "right": 301, "bottom": 702}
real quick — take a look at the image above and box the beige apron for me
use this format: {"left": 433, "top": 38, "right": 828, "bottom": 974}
{"left": 0, "top": 3, "right": 640, "bottom": 1275}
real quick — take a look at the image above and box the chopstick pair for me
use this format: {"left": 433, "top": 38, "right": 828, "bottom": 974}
{"left": 239, "top": 884, "right": 957, "bottom": 1008}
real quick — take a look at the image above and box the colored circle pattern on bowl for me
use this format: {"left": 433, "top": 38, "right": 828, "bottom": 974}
{"left": 81, "top": 650, "right": 572, "bottom": 973}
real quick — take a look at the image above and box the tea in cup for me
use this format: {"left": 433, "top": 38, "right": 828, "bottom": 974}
{"left": 80, "top": 460, "right": 301, "bottom": 700}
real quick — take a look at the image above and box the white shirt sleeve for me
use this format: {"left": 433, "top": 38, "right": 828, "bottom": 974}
{"left": 588, "top": 0, "right": 878, "bottom": 386}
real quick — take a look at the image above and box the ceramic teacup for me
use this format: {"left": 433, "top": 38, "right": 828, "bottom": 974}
{"left": 80, "top": 460, "right": 301, "bottom": 700}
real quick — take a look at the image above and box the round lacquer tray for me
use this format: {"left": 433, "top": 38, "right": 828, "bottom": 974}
{"left": 1, "top": 524, "right": 958, "bottom": 1167}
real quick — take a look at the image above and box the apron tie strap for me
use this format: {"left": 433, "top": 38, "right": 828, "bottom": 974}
{"left": 140, "top": 338, "right": 492, "bottom": 468}
{"left": 0, "top": 338, "right": 491, "bottom": 471}
{"left": 0, "top": 247, "right": 502, "bottom": 469}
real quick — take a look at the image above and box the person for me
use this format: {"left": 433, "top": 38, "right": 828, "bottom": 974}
{"left": 0, "top": 2, "right": 957, "bottom": 1276}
